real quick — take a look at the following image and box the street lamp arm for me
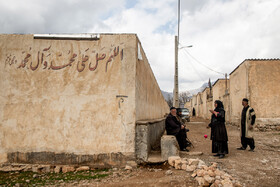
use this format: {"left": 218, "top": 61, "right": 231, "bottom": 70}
{"left": 179, "top": 45, "right": 193, "bottom": 49}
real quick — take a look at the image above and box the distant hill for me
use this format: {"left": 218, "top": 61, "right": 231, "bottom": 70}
{"left": 161, "top": 82, "right": 213, "bottom": 101}
{"left": 161, "top": 90, "right": 173, "bottom": 100}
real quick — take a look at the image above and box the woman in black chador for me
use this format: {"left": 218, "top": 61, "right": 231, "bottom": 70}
{"left": 208, "top": 100, "right": 229, "bottom": 158}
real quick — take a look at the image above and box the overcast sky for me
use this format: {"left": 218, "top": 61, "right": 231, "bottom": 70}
{"left": 1, "top": 0, "right": 279, "bottom": 92}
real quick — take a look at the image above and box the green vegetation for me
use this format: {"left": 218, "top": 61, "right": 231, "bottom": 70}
{"left": 0, "top": 169, "right": 110, "bottom": 186}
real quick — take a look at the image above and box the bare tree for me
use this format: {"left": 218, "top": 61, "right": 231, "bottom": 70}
{"left": 166, "top": 95, "right": 173, "bottom": 108}
{"left": 179, "top": 92, "right": 190, "bottom": 106}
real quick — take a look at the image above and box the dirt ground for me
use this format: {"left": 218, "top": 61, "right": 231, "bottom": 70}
{"left": 2, "top": 117, "right": 279, "bottom": 187}
{"left": 186, "top": 117, "right": 280, "bottom": 187}
{"left": 62, "top": 117, "right": 280, "bottom": 187}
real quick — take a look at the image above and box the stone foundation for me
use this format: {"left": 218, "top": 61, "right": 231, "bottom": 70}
{"left": 228, "top": 120, "right": 280, "bottom": 132}
{"left": 135, "top": 118, "right": 166, "bottom": 162}
{"left": 6, "top": 152, "right": 135, "bottom": 168}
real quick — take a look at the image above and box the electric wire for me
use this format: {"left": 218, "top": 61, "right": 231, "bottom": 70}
{"left": 179, "top": 50, "right": 207, "bottom": 83}
{"left": 179, "top": 44, "right": 225, "bottom": 75}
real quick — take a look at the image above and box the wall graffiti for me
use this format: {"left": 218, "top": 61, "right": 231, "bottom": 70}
{"left": 5, "top": 45, "right": 124, "bottom": 73}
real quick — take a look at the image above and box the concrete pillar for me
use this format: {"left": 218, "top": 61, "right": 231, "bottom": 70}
{"left": 161, "top": 135, "right": 180, "bottom": 160}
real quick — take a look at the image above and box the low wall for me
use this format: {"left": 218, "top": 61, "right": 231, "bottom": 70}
{"left": 135, "top": 118, "right": 166, "bottom": 162}
{"left": 229, "top": 118, "right": 280, "bottom": 131}
{"left": 6, "top": 152, "right": 135, "bottom": 168}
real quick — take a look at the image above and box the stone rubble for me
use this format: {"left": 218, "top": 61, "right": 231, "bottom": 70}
{"left": 168, "top": 156, "right": 242, "bottom": 187}
{"left": 0, "top": 163, "right": 92, "bottom": 174}
{"left": 165, "top": 170, "right": 173, "bottom": 175}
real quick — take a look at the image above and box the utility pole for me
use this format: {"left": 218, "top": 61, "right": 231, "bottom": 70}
{"left": 173, "top": 36, "right": 179, "bottom": 108}
{"left": 173, "top": 0, "right": 180, "bottom": 108}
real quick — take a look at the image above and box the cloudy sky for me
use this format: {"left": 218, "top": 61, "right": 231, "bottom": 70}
{"left": 1, "top": 0, "right": 279, "bottom": 92}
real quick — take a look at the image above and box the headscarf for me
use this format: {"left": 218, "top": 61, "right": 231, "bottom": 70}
{"left": 215, "top": 100, "right": 224, "bottom": 110}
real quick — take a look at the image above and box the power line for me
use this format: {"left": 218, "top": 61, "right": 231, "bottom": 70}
{"left": 179, "top": 44, "right": 225, "bottom": 75}
{"left": 180, "top": 50, "right": 207, "bottom": 82}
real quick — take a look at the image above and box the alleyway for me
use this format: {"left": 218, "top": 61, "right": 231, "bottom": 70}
{"left": 186, "top": 117, "right": 280, "bottom": 187}
{"left": 1, "top": 118, "right": 279, "bottom": 187}
{"left": 94, "top": 119, "right": 280, "bottom": 187}
{"left": 84, "top": 117, "right": 280, "bottom": 187}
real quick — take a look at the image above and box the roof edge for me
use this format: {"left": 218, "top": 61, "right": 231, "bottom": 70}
{"left": 229, "top": 58, "right": 280, "bottom": 75}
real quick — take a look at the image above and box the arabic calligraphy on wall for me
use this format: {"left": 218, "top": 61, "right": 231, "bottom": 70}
{"left": 5, "top": 45, "right": 124, "bottom": 73}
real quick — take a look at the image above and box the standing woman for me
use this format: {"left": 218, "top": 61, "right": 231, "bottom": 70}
{"left": 208, "top": 100, "right": 229, "bottom": 158}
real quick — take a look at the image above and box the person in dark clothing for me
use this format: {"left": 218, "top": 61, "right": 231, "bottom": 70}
{"left": 165, "top": 107, "right": 189, "bottom": 151}
{"left": 207, "top": 100, "right": 229, "bottom": 159}
{"left": 176, "top": 110, "right": 191, "bottom": 147}
{"left": 237, "top": 98, "right": 256, "bottom": 151}
{"left": 192, "top": 107, "right": 196, "bottom": 116}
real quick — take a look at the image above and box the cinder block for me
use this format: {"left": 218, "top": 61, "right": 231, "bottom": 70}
{"left": 161, "top": 135, "right": 179, "bottom": 160}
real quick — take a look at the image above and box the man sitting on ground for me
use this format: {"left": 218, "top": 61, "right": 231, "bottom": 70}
{"left": 165, "top": 107, "right": 189, "bottom": 151}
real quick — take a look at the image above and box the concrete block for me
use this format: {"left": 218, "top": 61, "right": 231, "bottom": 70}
{"left": 76, "top": 166, "right": 90, "bottom": 172}
{"left": 188, "top": 158, "right": 200, "bottom": 166}
{"left": 41, "top": 165, "right": 51, "bottom": 173}
{"left": 161, "top": 135, "right": 180, "bottom": 160}
{"left": 62, "top": 166, "right": 75, "bottom": 173}
{"left": 174, "top": 159, "right": 182, "bottom": 170}
{"left": 54, "top": 166, "right": 62, "bottom": 173}
{"left": 168, "top": 156, "right": 181, "bottom": 167}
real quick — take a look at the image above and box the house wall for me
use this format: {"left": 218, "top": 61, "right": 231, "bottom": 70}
{"left": 206, "top": 98, "right": 213, "bottom": 120}
{"left": 135, "top": 38, "right": 169, "bottom": 121}
{"left": 212, "top": 79, "right": 228, "bottom": 107}
{"left": 184, "top": 101, "right": 191, "bottom": 112}
{"left": 248, "top": 60, "right": 280, "bottom": 129}
{"left": 229, "top": 61, "right": 248, "bottom": 125}
{"left": 191, "top": 95, "right": 197, "bottom": 116}
{"left": 196, "top": 93, "right": 203, "bottom": 118}
{"left": 201, "top": 88, "right": 211, "bottom": 119}
{"left": 0, "top": 34, "right": 168, "bottom": 165}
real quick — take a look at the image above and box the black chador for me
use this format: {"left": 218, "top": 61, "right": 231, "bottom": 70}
{"left": 209, "top": 100, "right": 229, "bottom": 158}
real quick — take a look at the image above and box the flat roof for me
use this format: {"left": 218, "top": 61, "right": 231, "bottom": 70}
{"left": 229, "top": 58, "right": 280, "bottom": 75}
{"left": 34, "top": 34, "right": 100, "bottom": 40}
{"left": 212, "top": 78, "right": 226, "bottom": 87}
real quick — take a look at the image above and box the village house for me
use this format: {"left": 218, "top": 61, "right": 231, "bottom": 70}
{"left": 189, "top": 59, "right": 280, "bottom": 131}
{"left": 212, "top": 79, "right": 230, "bottom": 122}
{"left": 0, "top": 34, "right": 169, "bottom": 166}
{"left": 229, "top": 59, "right": 280, "bottom": 131}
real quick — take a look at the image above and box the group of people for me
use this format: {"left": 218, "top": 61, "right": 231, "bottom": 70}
{"left": 165, "top": 98, "right": 256, "bottom": 159}
{"left": 165, "top": 107, "right": 191, "bottom": 151}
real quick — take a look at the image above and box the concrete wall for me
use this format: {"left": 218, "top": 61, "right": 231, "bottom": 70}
{"left": 196, "top": 93, "right": 203, "bottom": 117}
{"left": 206, "top": 98, "right": 213, "bottom": 120}
{"left": 0, "top": 34, "right": 169, "bottom": 165}
{"left": 212, "top": 79, "right": 229, "bottom": 107}
{"left": 191, "top": 95, "right": 197, "bottom": 116}
{"left": 184, "top": 101, "right": 191, "bottom": 112}
{"left": 135, "top": 38, "right": 169, "bottom": 121}
{"left": 229, "top": 59, "right": 280, "bottom": 129}
{"left": 134, "top": 37, "right": 169, "bottom": 162}
{"left": 201, "top": 88, "right": 211, "bottom": 119}
{"left": 248, "top": 60, "right": 280, "bottom": 119}
{"left": 230, "top": 61, "right": 251, "bottom": 125}
{"left": 135, "top": 119, "right": 165, "bottom": 162}
{"left": 248, "top": 60, "right": 280, "bottom": 130}
{"left": 212, "top": 79, "right": 230, "bottom": 122}
{"left": 223, "top": 94, "right": 230, "bottom": 123}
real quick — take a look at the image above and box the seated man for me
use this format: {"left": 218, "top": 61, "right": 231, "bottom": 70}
{"left": 177, "top": 110, "right": 191, "bottom": 147}
{"left": 165, "top": 107, "right": 189, "bottom": 151}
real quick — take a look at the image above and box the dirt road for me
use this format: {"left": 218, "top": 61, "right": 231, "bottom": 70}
{"left": 3, "top": 117, "right": 279, "bottom": 186}
{"left": 80, "top": 117, "right": 279, "bottom": 187}
{"left": 186, "top": 117, "right": 280, "bottom": 187}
